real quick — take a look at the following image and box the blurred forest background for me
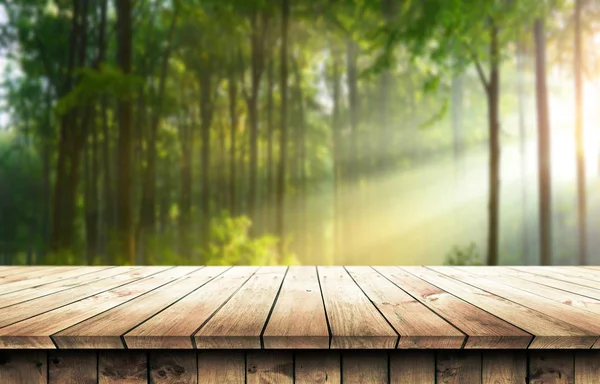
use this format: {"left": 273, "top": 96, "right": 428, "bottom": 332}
{"left": 0, "top": 0, "right": 599, "bottom": 266}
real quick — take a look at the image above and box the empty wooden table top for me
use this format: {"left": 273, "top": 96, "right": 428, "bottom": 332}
{"left": 0, "top": 265, "right": 599, "bottom": 349}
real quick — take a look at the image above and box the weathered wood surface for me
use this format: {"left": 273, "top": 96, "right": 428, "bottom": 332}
{"left": 0, "top": 350, "right": 599, "bottom": 383}
{"left": 1, "top": 266, "right": 600, "bottom": 349}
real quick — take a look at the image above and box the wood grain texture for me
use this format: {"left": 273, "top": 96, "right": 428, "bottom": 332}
{"left": 390, "top": 351, "right": 434, "bottom": 384}
{"left": 49, "top": 351, "right": 96, "bottom": 384}
{"left": 263, "top": 266, "right": 329, "bottom": 349}
{"left": 53, "top": 267, "right": 227, "bottom": 348}
{"left": 194, "top": 267, "right": 287, "bottom": 349}
{"left": 477, "top": 267, "right": 600, "bottom": 300}
{"left": 377, "top": 267, "right": 530, "bottom": 349}
{"left": 247, "top": 351, "right": 293, "bottom": 384}
{"left": 348, "top": 266, "right": 464, "bottom": 349}
{"left": 0, "top": 267, "right": 137, "bottom": 309}
{"left": 0, "top": 267, "right": 196, "bottom": 349}
{"left": 575, "top": 351, "right": 600, "bottom": 384}
{"left": 197, "top": 351, "right": 244, "bottom": 384}
{"left": 319, "top": 267, "right": 397, "bottom": 349}
{"left": 482, "top": 351, "right": 526, "bottom": 384}
{"left": 125, "top": 267, "right": 257, "bottom": 349}
{"left": 436, "top": 351, "right": 481, "bottom": 384}
{"left": 434, "top": 267, "right": 600, "bottom": 337}
{"left": 342, "top": 351, "right": 388, "bottom": 384}
{"left": 0, "top": 267, "right": 103, "bottom": 295}
{"left": 0, "top": 266, "right": 165, "bottom": 329}
{"left": 295, "top": 351, "right": 340, "bottom": 384}
{"left": 407, "top": 267, "right": 595, "bottom": 349}
{"left": 0, "top": 350, "right": 46, "bottom": 384}
{"left": 511, "top": 267, "right": 600, "bottom": 290}
{"left": 99, "top": 351, "right": 147, "bottom": 384}
{"left": 529, "top": 351, "right": 574, "bottom": 384}
{"left": 149, "top": 351, "right": 197, "bottom": 384}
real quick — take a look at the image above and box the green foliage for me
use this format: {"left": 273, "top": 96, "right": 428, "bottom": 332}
{"left": 55, "top": 65, "right": 143, "bottom": 115}
{"left": 203, "top": 214, "right": 298, "bottom": 266}
{"left": 444, "top": 243, "right": 482, "bottom": 266}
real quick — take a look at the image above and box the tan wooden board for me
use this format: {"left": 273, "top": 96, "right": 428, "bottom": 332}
{"left": 319, "top": 266, "right": 397, "bottom": 349}
{"left": 436, "top": 351, "right": 481, "bottom": 384}
{"left": 194, "top": 266, "right": 287, "bottom": 349}
{"left": 125, "top": 267, "right": 258, "bottom": 349}
{"left": 197, "top": 351, "right": 244, "bottom": 384}
{"left": 342, "top": 351, "right": 388, "bottom": 384}
{"left": 48, "top": 351, "right": 96, "bottom": 384}
{"left": 347, "top": 266, "right": 464, "bottom": 349}
{"left": 482, "top": 351, "right": 526, "bottom": 384}
{"left": 0, "top": 266, "right": 138, "bottom": 308}
{"left": 149, "top": 351, "right": 197, "bottom": 384}
{"left": 529, "top": 351, "right": 574, "bottom": 384}
{"left": 0, "top": 266, "right": 165, "bottom": 329}
{"left": 99, "top": 351, "right": 147, "bottom": 384}
{"left": 390, "top": 351, "right": 434, "bottom": 384}
{"left": 53, "top": 266, "right": 227, "bottom": 348}
{"left": 262, "top": 266, "right": 329, "bottom": 349}
{"left": 295, "top": 351, "right": 340, "bottom": 384}
{"left": 0, "top": 267, "right": 197, "bottom": 348}
{"left": 0, "top": 350, "right": 46, "bottom": 384}
{"left": 377, "top": 266, "right": 530, "bottom": 349}
{"left": 407, "top": 267, "right": 596, "bottom": 348}
{"left": 247, "top": 351, "right": 293, "bottom": 384}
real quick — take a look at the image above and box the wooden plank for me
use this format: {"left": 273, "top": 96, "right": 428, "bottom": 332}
{"left": 0, "top": 266, "right": 138, "bottom": 308}
{"left": 0, "top": 351, "right": 46, "bottom": 384}
{"left": 48, "top": 350, "right": 96, "bottom": 384}
{"left": 475, "top": 267, "right": 600, "bottom": 300}
{"left": 99, "top": 350, "right": 147, "bottom": 384}
{"left": 150, "top": 351, "right": 197, "bottom": 384}
{"left": 436, "top": 351, "right": 481, "bottom": 384}
{"left": 342, "top": 351, "right": 388, "bottom": 384}
{"left": 295, "top": 351, "right": 340, "bottom": 384}
{"left": 125, "top": 266, "right": 257, "bottom": 348}
{"left": 452, "top": 267, "right": 600, "bottom": 313}
{"left": 405, "top": 267, "right": 596, "bottom": 348}
{"left": 53, "top": 266, "right": 228, "bottom": 348}
{"left": 0, "top": 266, "right": 165, "bottom": 329}
{"left": 347, "top": 266, "right": 464, "bottom": 349}
{"left": 0, "top": 267, "right": 110, "bottom": 295}
{"left": 263, "top": 266, "right": 329, "bottom": 349}
{"left": 0, "top": 267, "right": 197, "bottom": 348}
{"left": 482, "top": 351, "right": 526, "bottom": 384}
{"left": 197, "top": 351, "right": 244, "bottom": 384}
{"left": 247, "top": 351, "right": 293, "bottom": 384}
{"left": 529, "top": 351, "right": 574, "bottom": 384}
{"left": 0, "top": 266, "right": 74, "bottom": 285}
{"left": 512, "top": 267, "right": 600, "bottom": 290}
{"left": 390, "top": 351, "right": 434, "bottom": 384}
{"left": 318, "top": 266, "right": 397, "bottom": 349}
{"left": 575, "top": 351, "right": 600, "bottom": 384}
{"left": 194, "top": 266, "right": 287, "bottom": 349}
{"left": 433, "top": 267, "right": 600, "bottom": 339}
{"left": 376, "top": 266, "right": 530, "bottom": 349}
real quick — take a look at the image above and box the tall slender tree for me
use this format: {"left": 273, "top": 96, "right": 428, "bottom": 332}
{"left": 534, "top": 18, "right": 552, "bottom": 266}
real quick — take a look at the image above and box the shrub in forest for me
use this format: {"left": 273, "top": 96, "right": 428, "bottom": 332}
{"left": 444, "top": 242, "right": 482, "bottom": 266}
{"left": 202, "top": 214, "right": 298, "bottom": 266}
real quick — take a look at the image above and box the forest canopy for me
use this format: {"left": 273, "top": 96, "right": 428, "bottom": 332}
{"left": 0, "top": 0, "right": 599, "bottom": 266}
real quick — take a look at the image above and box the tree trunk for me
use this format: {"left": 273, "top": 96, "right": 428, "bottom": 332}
{"left": 199, "top": 64, "right": 213, "bottom": 254}
{"left": 516, "top": 38, "right": 529, "bottom": 262}
{"left": 574, "top": 0, "right": 587, "bottom": 265}
{"left": 51, "top": 0, "right": 80, "bottom": 253}
{"left": 229, "top": 67, "right": 238, "bottom": 216}
{"left": 346, "top": 38, "right": 359, "bottom": 265}
{"left": 247, "top": 12, "right": 268, "bottom": 233}
{"left": 534, "top": 18, "right": 552, "bottom": 266}
{"left": 179, "top": 108, "right": 193, "bottom": 259}
{"left": 116, "top": 0, "right": 134, "bottom": 264}
{"left": 331, "top": 50, "right": 342, "bottom": 264}
{"left": 137, "top": 7, "right": 178, "bottom": 263}
{"left": 266, "top": 56, "right": 275, "bottom": 233}
{"left": 276, "top": 0, "right": 290, "bottom": 258}
{"left": 486, "top": 22, "right": 501, "bottom": 266}
{"left": 292, "top": 57, "right": 307, "bottom": 262}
